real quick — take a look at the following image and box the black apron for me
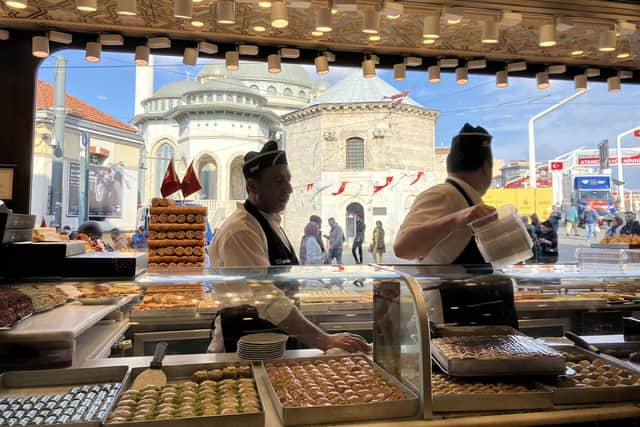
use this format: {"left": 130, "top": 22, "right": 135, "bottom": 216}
{"left": 217, "top": 200, "right": 300, "bottom": 352}
{"left": 445, "top": 178, "right": 487, "bottom": 265}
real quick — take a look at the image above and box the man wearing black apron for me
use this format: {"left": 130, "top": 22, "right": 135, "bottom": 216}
{"left": 208, "top": 140, "right": 369, "bottom": 354}
{"left": 394, "top": 123, "right": 496, "bottom": 265}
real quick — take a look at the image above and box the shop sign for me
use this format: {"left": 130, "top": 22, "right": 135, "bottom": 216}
{"left": 577, "top": 153, "right": 640, "bottom": 166}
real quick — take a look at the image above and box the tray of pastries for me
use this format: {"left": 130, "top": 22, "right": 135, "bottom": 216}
{"left": 104, "top": 363, "right": 263, "bottom": 427}
{"left": 263, "top": 355, "right": 418, "bottom": 426}
{"left": 432, "top": 335, "right": 566, "bottom": 377}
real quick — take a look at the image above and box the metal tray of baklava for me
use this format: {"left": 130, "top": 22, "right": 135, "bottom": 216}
{"left": 262, "top": 354, "right": 418, "bottom": 426}
{"left": 103, "top": 362, "right": 264, "bottom": 427}
{"left": 0, "top": 365, "right": 128, "bottom": 427}
{"left": 539, "top": 345, "right": 640, "bottom": 405}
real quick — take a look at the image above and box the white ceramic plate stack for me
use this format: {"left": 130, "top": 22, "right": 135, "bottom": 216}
{"left": 237, "top": 332, "right": 288, "bottom": 360}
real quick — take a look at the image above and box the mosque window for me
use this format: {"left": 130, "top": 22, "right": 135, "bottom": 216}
{"left": 154, "top": 142, "right": 175, "bottom": 197}
{"left": 267, "top": 85, "right": 276, "bottom": 95}
{"left": 199, "top": 159, "right": 218, "bottom": 200}
{"left": 250, "top": 85, "right": 259, "bottom": 93}
{"left": 207, "top": 94, "right": 213, "bottom": 102}
{"left": 229, "top": 156, "right": 246, "bottom": 200}
{"left": 216, "top": 93, "right": 223, "bottom": 102}
{"left": 227, "top": 94, "right": 233, "bottom": 102}
{"left": 284, "top": 88, "right": 293, "bottom": 96}
{"left": 299, "top": 90, "right": 306, "bottom": 98}
{"left": 346, "top": 137, "right": 365, "bottom": 169}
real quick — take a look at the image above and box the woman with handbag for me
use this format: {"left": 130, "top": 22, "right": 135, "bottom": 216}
{"left": 371, "top": 220, "right": 386, "bottom": 264}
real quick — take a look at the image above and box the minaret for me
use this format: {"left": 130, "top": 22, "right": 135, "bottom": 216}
{"left": 134, "top": 54, "right": 154, "bottom": 116}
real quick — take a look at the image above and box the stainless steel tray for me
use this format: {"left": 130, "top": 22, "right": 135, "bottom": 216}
{"left": 262, "top": 354, "right": 418, "bottom": 426}
{"left": 540, "top": 345, "right": 640, "bottom": 405}
{"left": 0, "top": 365, "right": 129, "bottom": 427}
{"left": 103, "top": 362, "right": 264, "bottom": 427}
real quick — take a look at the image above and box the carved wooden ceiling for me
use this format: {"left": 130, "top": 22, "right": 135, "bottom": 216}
{"left": 1, "top": 0, "right": 639, "bottom": 72}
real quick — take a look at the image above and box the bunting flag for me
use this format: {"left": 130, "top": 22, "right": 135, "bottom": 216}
{"left": 181, "top": 160, "right": 202, "bottom": 198}
{"left": 373, "top": 176, "right": 393, "bottom": 193}
{"left": 160, "top": 159, "right": 181, "bottom": 198}
{"left": 40, "top": 217, "right": 47, "bottom": 228}
{"left": 332, "top": 181, "right": 348, "bottom": 196}
{"left": 383, "top": 90, "right": 410, "bottom": 100}
{"left": 410, "top": 171, "right": 425, "bottom": 185}
{"left": 306, "top": 183, "right": 314, "bottom": 192}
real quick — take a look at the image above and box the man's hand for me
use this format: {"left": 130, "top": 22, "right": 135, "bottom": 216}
{"left": 452, "top": 204, "right": 496, "bottom": 229}
{"left": 325, "top": 332, "right": 371, "bottom": 353}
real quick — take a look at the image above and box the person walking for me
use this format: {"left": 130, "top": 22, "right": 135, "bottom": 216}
{"left": 309, "top": 215, "right": 326, "bottom": 259}
{"left": 324, "top": 217, "right": 345, "bottom": 264}
{"left": 565, "top": 205, "right": 579, "bottom": 237}
{"left": 583, "top": 205, "right": 599, "bottom": 240}
{"left": 299, "top": 221, "right": 323, "bottom": 265}
{"left": 371, "top": 221, "right": 386, "bottom": 264}
{"left": 351, "top": 215, "right": 365, "bottom": 264}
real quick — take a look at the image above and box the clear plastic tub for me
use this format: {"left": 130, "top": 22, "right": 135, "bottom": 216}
{"left": 468, "top": 205, "right": 533, "bottom": 268}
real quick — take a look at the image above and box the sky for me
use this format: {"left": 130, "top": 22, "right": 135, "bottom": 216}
{"left": 37, "top": 49, "right": 640, "bottom": 187}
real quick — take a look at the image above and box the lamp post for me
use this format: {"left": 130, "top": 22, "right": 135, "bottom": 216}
{"left": 528, "top": 88, "right": 588, "bottom": 188}
{"left": 616, "top": 125, "right": 640, "bottom": 211}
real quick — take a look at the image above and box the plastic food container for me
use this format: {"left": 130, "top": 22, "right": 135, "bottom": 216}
{"left": 468, "top": 205, "right": 533, "bottom": 268}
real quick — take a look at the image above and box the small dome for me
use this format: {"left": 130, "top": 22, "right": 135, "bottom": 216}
{"left": 151, "top": 80, "right": 201, "bottom": 99}
{"left": 182, "top": 77, "right": 263, "bottom": 99}
{"left": 198, "top": 59, "right": 314, "bottom": 89}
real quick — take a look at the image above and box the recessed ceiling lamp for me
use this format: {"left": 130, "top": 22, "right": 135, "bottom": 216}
{"left": 536, "top": 71, "right": 549, "bottom": 89}
{"left": 422, "top": 38, "right": 435, "bottom": 45}
{"left": 455, "top": 67, "right": 468, "bottom": 85}
{"left": 134, "top": 45, "right": 150, "bottom": 66}
{"left": 616, "top": 39, "right": 632, "bottom": 58}
{"left": 4, "top": 0, "right": 27, "bottom": 9}
{"left": 191, "top": 20, "right": 204, "bottom": 27}
{"left": 311, "top": 30, "right": 324, "bottom": 36}
{"left": 258, "top": 0, "right": 271, "bottom": 7}
{"left": 253, "top": 25, "right": 266, "bottom": 32}
{"left": 0, "top": 30, "right": 9, "bottom": 40}
{"left": 393, "top": 62, "right": 406, "bottom": 80}
{"left": 217, "top": 0, "right": 235, "bottom": 24}
{"left": 85, "top": 41, "right": 101, "bottom": 63}
{"left": 117, "top": 0, "right": 136, "bottom": 15}
{"left": 363, "top": 9, "right": 381, "bottom": 34}
{"left": 574, "top": 74, "right": 587, "bottom": 91}
{"left": 382, "top": 1, "right": 403, "bottom": 19}
{"left": 362, "top": 57, "right": 376, "bottom": 78}
{"left": 268, "top": 53, "right": 281, "bottom": 73}
{"left": 369, "top": 35, "right": 381, "bottom": 41}
{"left": 225, "top": 50, "right": 239, "bottom": 70}
{"left": 198, "top": 42, "right": 218, "bottom": 54}
{"left": 271, "top": 1, "right": 288, "bottom": 28}
{"left": 608, "top": 76, "right": 621, "bottom": 92}
{"left": 77, "top": 0, "right": 97, "bottom": 12}
{"left": 481, "top": 19, "right": 499, "bottom": 44}
{"left": 148, "top": 37, "right": 171, "bottom": 49}
{"left": 570, "top": 49, "right": 584, "bottom": 56}
{"left": 428, "top": 65, "right": 440, "bottom": 83}
{"left": 315, "top": 54, "right": 329, "bottom": 75}
{"left": 183, "top": 47, "right": 198, "bottom": 66}
{"left": 32, "top": 35, "right": 49, "bottom": 58}
{"left": 316, "top": 8, "right": 332, "bottom": 32}
{"left": 598, "top": 30, "right": 617, "bottom": 52}
{"left": 443, "top": 9, "right": 462, "bottom": 24}
{"left": 496, "top": 70, "right": 508, "bottom": 88}
{"left": 538, "top": 23, "right": 556, "bottom": 47}
{"left": 423, "top": 12, "right": 440, "bottom": 39}
{"left": 174, "top": 0, "right": 192, "bottom": 19}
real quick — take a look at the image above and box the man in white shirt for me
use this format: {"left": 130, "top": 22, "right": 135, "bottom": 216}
{"left": 208, "top": 140, "right": 369, "bottom": 354}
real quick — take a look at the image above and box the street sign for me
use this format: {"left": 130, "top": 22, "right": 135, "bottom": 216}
{"left": 550, "top": 161, "right": 563, "bottom": 171}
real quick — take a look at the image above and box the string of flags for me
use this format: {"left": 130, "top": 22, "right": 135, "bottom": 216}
{"left": 160, "top": 159, "right": 203, "bottom": 198}
{"left": 304, "top": 171, "right": 425, "bottom": 197}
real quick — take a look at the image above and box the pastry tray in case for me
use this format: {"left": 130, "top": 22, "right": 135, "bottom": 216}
{"left": 103, "top": 362, "right": 264, "bottom": 427}
{"left": 0, "top": 365, "right": 128, "bottom": 427}
{"left": 262, "top": 354, "right": 418, "bottom": 426}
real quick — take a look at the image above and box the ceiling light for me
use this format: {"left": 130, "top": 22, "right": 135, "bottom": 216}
{"left": 311, "top": 30, "right": 324, "bottom": 36}
{"left": 217, "top": 0, "right": 235, "bottom": 24}
{"left": 316, "top": 8, "right": 332, "bottom": 32}
{"left": 239, "top": 45, "right": 259, "bottom": 55}
{"left": 422, "top": 38, "right": 435, "bottom": 45}
{"left": 438, "top": 58, "right": 458, "bottom": 68}
{"left": 481, "top": 19, "right": 499, "bottom": 43}
{"left": 280, "top": 47, "right": 299, "bottom": 58}
{"left": 506, "top": 61, "right": 527, "bottom": 72}
{"left": 268, "top": 53, "right": 281, "bottom": 73}
{"left": 369, "top": 35, "right": 381, "bottom": 41}
{"left": 443, "top": 9, "right": 462, "bottom": 24}
{"left": 117, "top": 0, "right": 136, "bottom": 15}
{"left": 467, "top": 59, "right": 487, "bottom": 69}
{"left": 32, "top": 36, "right": 49, "bottom": 58}
{"left": 574, "top": 74, "right": 587, "bottom": 90}
{"left": 393, "top": 63, "right": 406, "bottom": 80}
{"left": 363, "top": 9, "right": 380, "bottom": 34}
{"left": 76, "top": 0, "right": 97, "bottom": 12}
{"left": 48, "top": 31, "right": 72, "bottom": 44}
{"left": 598, "top": 30, "right": 616, "bottom": 52}
{"left": 585, "top": 68, "right": 600, "bottom": 77}
{"left": 183, "top": 47, "right": 198, "bottom": 66}
{"left": 85, "top": 41, "right": 101, "bottom": 63}
{"left": 174, "top": 0, "right": 192, "bottom": 19}
{"left": 536, "top": 71, "right": 549, "bottom": 89}
{"left": 271, "top": 1, "right": 288, "bottom": 28}
{"left": 616, "top": 39, "right": 632, "bottom": 58}
{"left": 500, "top": 11, "right": 521, "bottom": 27}
{"left": 134, "top": 45, "right": 150, "bottom": 66}
{"left": 548, "top": 64, "right": 566, "bottom": 74}
{"left": 333, "top": 0, "right": 357, "bottom": 12}
{"left": 253, "top": 25, "right": 266, "bottom": 32}
{"left": 191, "top": 20, "right": 204, "bottom": 27}
{"left": 423, "top": 13, "right": 440, "bottom": 39}
{"left": 4, "top": 1, "right": 27, "bottom": 9}
{"left": 99, "top": 34, "right": 124, "bottom": 46}
{"left": 0, "top": 30, "right": 9, "bottom": 40}
{"left": 608, "top": 76, "right": 621, "bottom": 92}
{"left": 315, "top": 54, "right": 329, "bottom": 75}
{"left": 618, "top": 70, "right": 633, "bottom": 79}
{"left": 148, "top": 37, "right": 171, "bottom": 49}
{"left": 538, "top": 23, "right": 556, "bottom": 47}
{"left": 428, "top": 65, "right": 440, "bottom": 83}
{"left": 225, "top": 50, "right": 239, "bottom": 70}
{"left": 570, "top": 49, "right": 584, "bottom": 56}
{"left": 616, "top": 21, "right": 636, "bottom": 36}
{"left": 198, "top": 41, "right": 218, "bottom": 54}
{"left": 455, "top": 67, "right": 468, "bottom": 85}
{"left": 362, "top": 58, "right": 375, "bottom": 78}
{"left": 258, "top": 0, "right": 271, "bottom": 7}
{"left": 405, "top": 57, "right": 421, "bottom": 67}
{"left": 382, "top": 1, "right": 403, "bottom": 19}
{"left": 496, "top": 70, "right": 508, "bottom": 88}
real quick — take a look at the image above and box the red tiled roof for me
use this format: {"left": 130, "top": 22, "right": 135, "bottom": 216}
{"left": 36, "top": 80, "right": 137, "bottom": 133}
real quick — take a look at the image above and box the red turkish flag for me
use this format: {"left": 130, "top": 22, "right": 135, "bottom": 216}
{"left": 634, "top": 129, "right": 640, "bottom": 137}
{"left": 40, "top": 217, "right": 47, "bottom": 227}
{"left": 373, "top": 176, "right": 393, "bottom": 193}
{"left": 550, "top": 161, "right": 563, "bottom": 171}
{"left": 410, "top": 171, "right": 424, "bottom": 185}
{"left": 180, "top": 160, "right": 202, "bottom": 198}
{"left": 332, "top": 182, "right": 348, "bottom": 196}
{"left": 160, "top": 159, "right": 181, "bottom": 198}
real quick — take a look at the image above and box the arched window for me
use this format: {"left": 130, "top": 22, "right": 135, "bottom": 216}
{"left": 229, "top": 156, "right": 246, "bottom": 200}
{"left": 154, "top": 142, "right": 175, "bottom": 197}
{"left": 266, "top": 85, "right": 277, "bottom": 95}
{"left": 298, "top": 90, "right": 306, "bottom": 98}
{"left": 283, "top": 87, "right": 293, "bottom": 96}
{"left": 346, "top": 137, "right": 364, "bottom": 169}
{"left": 250, "top": 84, "right": 259, "bottom": 93}
{"left": 199, "top": 158, "right": 218, "bottom": 200}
